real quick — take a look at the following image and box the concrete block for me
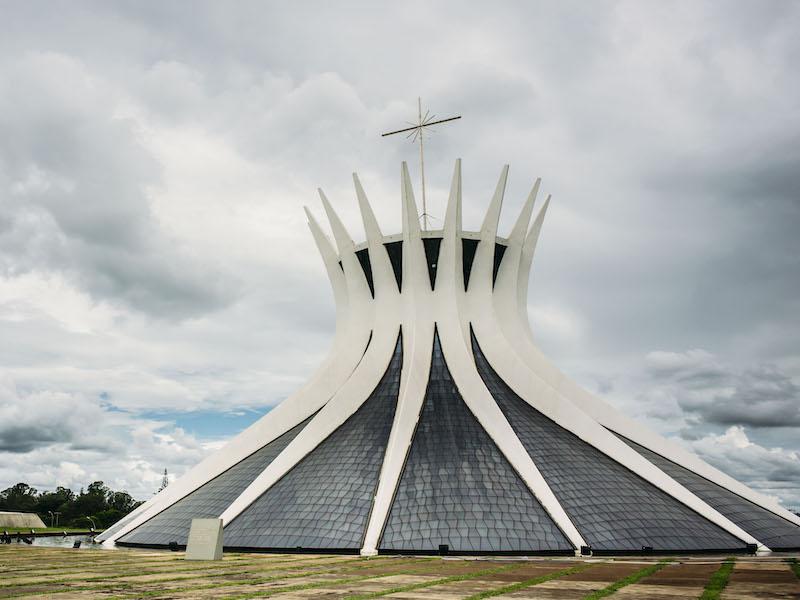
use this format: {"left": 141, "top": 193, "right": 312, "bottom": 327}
{"left": 185, "top": 518, "right": 223, "bottom": 560}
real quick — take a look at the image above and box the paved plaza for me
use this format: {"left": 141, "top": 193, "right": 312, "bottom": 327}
{"left": 1, "top": 546, "right": 798, "bottom": 599}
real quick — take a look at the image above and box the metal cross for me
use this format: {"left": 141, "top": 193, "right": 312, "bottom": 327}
{"left": 382, "top": 98, "right": 461, "bottom": 230}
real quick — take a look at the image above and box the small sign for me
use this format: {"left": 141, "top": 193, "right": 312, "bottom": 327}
{"left": 185, "top": 518, "right": 223, "bottom": 561}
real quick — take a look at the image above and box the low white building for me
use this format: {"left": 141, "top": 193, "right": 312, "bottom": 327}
{"left": 0, "top": 511, "right": 46, "bottom": 529}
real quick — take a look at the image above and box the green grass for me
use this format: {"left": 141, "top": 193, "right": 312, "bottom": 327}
{"left": 1, "top": 527, "right": 100, "bottom": 534}
{"left": 221, "top": 573, "right": 395, "bottom": 600}
{"left": 342, "top": 562, "right": 526, "bottom": 600}
{"left": 0, "top": 555, "right": 403, "bottom": 595}
{"left": 463, "top": 563, "right": 596, "bottom": 599}
{"left": 1, "top": 556, "right": 421, "bottom": 599}
{"left": 0, "top": 553, "right": 264, "bottom": 576}
{"left": 108, "top": 557, "right": 428, "bottom": 599}
{"left": 0, "top": 555, "right": 362, "bottom": 587}
{"left": 0, "top": 559, "right": 294, "bottom": 588}
{"left": 218, "top": 559, "right": 442, "bottom": 600}
{"left": 699, "top": 557, "right": 736, "bottom": 600}
{"left": 786, "top": 557, "right": 799, "bottom": 580}
{"left": 582, "top": 560, "right": 671, "bottom": 600}
{"left": 0, "top": 551, "right": 320, "bottom": 577}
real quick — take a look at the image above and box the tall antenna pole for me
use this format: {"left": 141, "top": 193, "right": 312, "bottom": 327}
{"left": 381, "top": 100, "right": 461, "bottom": 230}
{"left": 417, "top": 97, "right": 428, "bottom": 230}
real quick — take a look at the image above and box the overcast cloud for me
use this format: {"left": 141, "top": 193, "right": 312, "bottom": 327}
{"left": 0, "top": 1, "right": 798, "bottom": 507}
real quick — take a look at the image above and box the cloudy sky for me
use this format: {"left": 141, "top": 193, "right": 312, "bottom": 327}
{"left": 1, "top": 1, "right": 798, "bottom": 508}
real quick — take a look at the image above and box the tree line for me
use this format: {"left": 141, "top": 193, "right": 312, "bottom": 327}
{"left": 0, "top": 482, "right": 142, "bottom": 529}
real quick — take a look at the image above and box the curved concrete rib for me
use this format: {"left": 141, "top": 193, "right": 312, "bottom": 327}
{"left": 101, "top": 204, "right": 369, "bottom": 544}
{"left": 362, "top": 160, "right": 458, "bottom": 555}
{"left": 480, "top": 179, "right": 764, "bottom": 547}
{"left": 499, "top": 185, "right": 800, "bottom": 537}
{"left": 470, "top": 165, "right": 508, "bottom": 296}
{"left": 517, "top": 195, "right": 550, "bottom": 335}
{"left": 306, "top": 207, "right": 348, "bottom": 311}
{"left": 353, "top": 173, "right": 396, "bottom": 299}
{"left": 220, "top": 190, "right": 396, "bottom": 527}
{"left": 436, "top": 163, "right": 587, "bottom": 552}
{"left": 220, "top": 323, "right": 400, "bottom": 526}
{"left": 472, "top": 317, "right": 758, "bottom": 547}
{"left": 400, "top": 162, "right": 429, "bottom": 293}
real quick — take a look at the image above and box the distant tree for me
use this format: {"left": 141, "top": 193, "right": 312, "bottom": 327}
{"left": 37, "top": 486, "right": 75, "bottom": 515}
{"left": 107, "top": 491, "right": 136, "bottom": 513}
{"left": 92, "top": 490, "right": 143, "bottom": 528}
{"left": 0, "top": 480, "right": 142, "bottom": 530}
{"left": 72, "top": 481, "right": 110, "bottom": 520}
{"left": 0, "top": 483, "right": 38, "bottom": 512}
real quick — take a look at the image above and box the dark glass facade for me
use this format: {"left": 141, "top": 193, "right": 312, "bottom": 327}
{"left": 422, "top": 237, "right": 442, "bottom": 289}
{"left": 471, "top": 331, "right": 747, "bottom": 552}
{"left": 462, "top": 238, "right": 479, "bottom": 290}
{"left": 380, "top": 331, "right": 573, "bottom": 553}
{"left": 356, "top": 237, "right": 508, "bottom": 294}
{"left": 492, "top": 243, "right": 506, "bottom": 286}
{"left": 384, "top": 241, "right": 403, "bottom": 291}
{"left": 222, "top": 332, "right": 403, "bottom": 550}
{"left": 620, "top": 436, "right": 800, "bottom": 550}
{"left": 354, "top": 248, "right": 374, "bottom": 297}
{"left": 118, "top": 418, "right": 312, "bottom": 546}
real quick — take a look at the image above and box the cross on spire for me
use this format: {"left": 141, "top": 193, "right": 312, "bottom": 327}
{"left": 381, "top": 98, "right": 461, "bottom": 230}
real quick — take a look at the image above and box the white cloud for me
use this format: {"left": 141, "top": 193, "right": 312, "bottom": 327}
{"left": 529, "top": 303, "right": 584, "bottom": 344}
{"left": 640, "top": 348, "right": 800, "bottom": 428}
{"left": 594, "top": 346, "right": 800, "bottom": 506}
{"left": 0, "top": 376, "right": 211, "bottom": 498}
{"left": 689, "top": 426, "right": 800, "bottom": 507}
{"left": 645, "top": 349, "right": 717, "bottom": 375}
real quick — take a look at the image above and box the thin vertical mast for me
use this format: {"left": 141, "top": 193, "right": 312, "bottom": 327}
{"left": 418, "top": 97, "right": 428, "bottom": 231}
{"left": 381, "top": 100, "right": 461, "bottom": 231}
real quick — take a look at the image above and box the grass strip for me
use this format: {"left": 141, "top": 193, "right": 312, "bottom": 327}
{"left": 0, "top": 556, "right": 262, "bottom": 578}
{"left": 0, "top": 554, "right": 339, "bottom": 581}
{"left": 3, "top": 558, "right": 178, "bottom": 571}
{"left": 699, "top": 557, "right": 736, "bottom": 600}
{"left": 220, "top": 573, "right": 397, "bottom": 600}
{"left": 341, "top": 562, "right": 526, "bottom": 600}
{"left": 1, "top": 550, "right": 298, "bottom": 568}
{"left": 582, "top": 560, "right": 670, "bottom": 600}
{"left": 2, "top": 556, "right": 424, "bottom": 599}
{"left": 0, "top": 561, "right": 266, "bottom": 586}
{"left": 0, "top": 554, "right": 304, "bottom": 578}
{"left": 103, "top": 556, "right": 428, "bottom": 599}
{"left": 463, "top": 563, "right": 596, "bottom": 600}
{"left": 220, "top": 560, "right": 451, "bottom": 600}
{"left": 0, "top": 554, "right": 375, "bottom": 589}
{"left": 788, "top": 558, "right": 800, "bottom": 580}
{"left": 0, "top": 527, "right": 99, "bottom": 534}
{"left": 97, "top": 557, "right": 432, "bottom": 600}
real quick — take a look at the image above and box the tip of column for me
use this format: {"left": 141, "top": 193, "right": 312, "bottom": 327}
{"left": 360, "top": 548, "right": 379, "bottom": 557}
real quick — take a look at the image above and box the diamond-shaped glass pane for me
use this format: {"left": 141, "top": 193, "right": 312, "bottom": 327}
{"left": 620, "top": 436, "right": 800, "bottom": 550}
{"left": 118, "top": 417, "right": 312, "bottom": 546}
{"left": 472, "top": 331, "right": 746, "bottom": 552}
{"left": 380, "top": 331, "right": 572, "bottom": 553}
{"left": 222, "top": 332, "right": 403, "bottom": 550}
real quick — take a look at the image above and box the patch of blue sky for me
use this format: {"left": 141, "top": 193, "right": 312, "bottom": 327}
{"left": 143, "top": 408, "right": 269, "bottom": 439}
